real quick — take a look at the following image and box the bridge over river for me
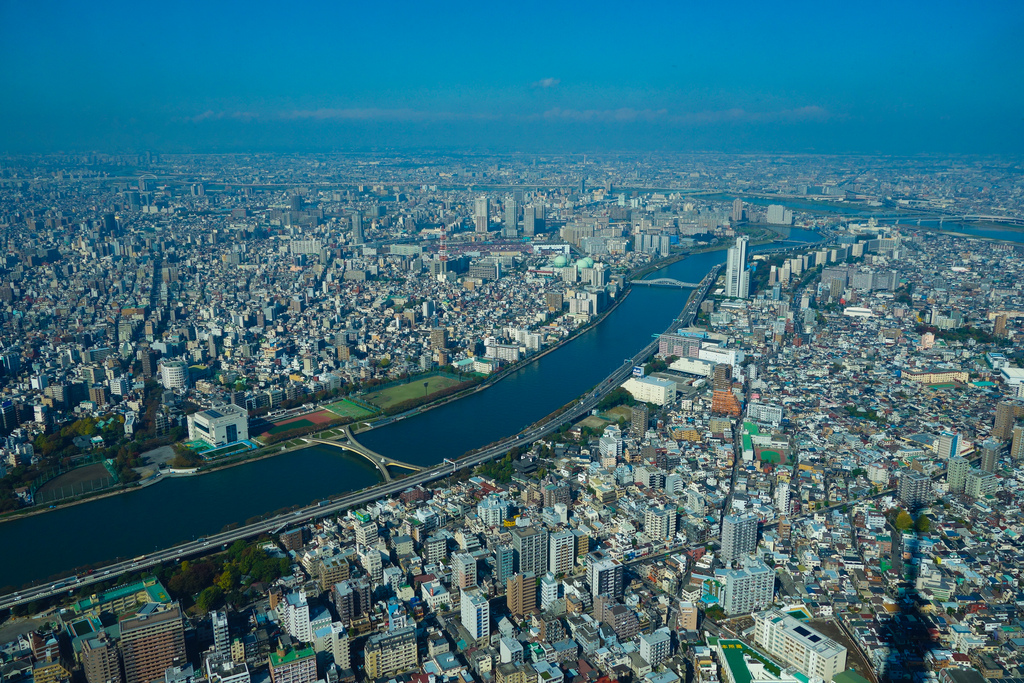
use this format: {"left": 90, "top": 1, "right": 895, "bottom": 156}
{"left": 303, "top": 425, "right": 422, "bottom": 482}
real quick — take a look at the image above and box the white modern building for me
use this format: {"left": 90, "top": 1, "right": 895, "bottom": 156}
{"left": 160, "top": 360, "right": 189, "bottom": 390}
{"left": 725, "top": 236, "right": 750, "bottom": 298}
{"left": 621, "top": 376, "right": 676, "bottom": 406}
{"left": 638, "top": 627, "right": 672, "bottom": 667}
{"left": 187, "top": 403, "right": 249, "bottom": 447}
{"left": 461, "top": 588, "right": 490, "bottom": 643}
{"left": 716, "top": 557, "right": 774, "bottom": 615}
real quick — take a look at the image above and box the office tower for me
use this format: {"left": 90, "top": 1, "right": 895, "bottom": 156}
{"left": 980, "top": 439, "right": 1000, "bottom": 473}
{"left": 211, "top": 610, "right": 230, "bottom": 657}
{"left": 139, "top": 348, "right": 158, "bottom": 378}
{"left": 461, "top": 588, "right": 490, "bottom": 642}
{"left": 720, "top": 512, "right": 758, "bottom": 565}
{"left": 725, "top": 236, "right": 750, "bottom": 298}
{"left": 364, "top": 626, "right": 417, "bottom": 679}
{"left": 936, "top": 431, "right": 959, "bottom": 460}
{"left": 718, "top": 557, "right": 775, "bottom": 615}
{"left": 548, "top": 530, "right": 576, "bottom": 576}
{"left": 754, "top": 610, "right": 847, "bottom": 681}
{"left": 644, "top": 506, "right": 676, "bottom": 540}
{"left": 586, "top": 550, "right": 624, "bottom": 600}
{"left": 474, "top": 196, "right": 489, "bottom": 233}
{"left": 630, "top": 403, "right": 649, "bottom": 439}
{"left": 523, "top": 207, "right": 536, "bottom": 236}
{"left": 540, "top": 572, "right": 559, "bottom": 610}
{"left": 898, "top": 470, "right": 932, "bottom": 508}
{"left": 351, "top": 212, "right": 364, "bottom": 245}
{"left": 268, "top": 643, "right": 317, "bottom": 683}
{"left": 1011, "top": 425, "right": 1024, "bottom": 462}
{"left": 120, "top": 604, "right": 186, "bottom": 683}
{"left": 775, "top": 482, "right": 790, "bottom": 515}
{"left": 946, "top": 456, "right": 969, "bottom": 494}
{"left": 993, "top": 401, "right": 1024, "bottom": 439}
{"left": 507, "top": 572, "right": 537, "bottom": 617}
{"left": 493, "top": 544, "right": 514, "bottom": 586}
{"left": 81, "top": 632, "right": 122, "bottom": 683}
{"left": 504, "top": 199, "right": 518, "bottom": 237}
{"left": 639, "top": 628, "right": 672, "bottom": 667}
{"left": 511, "top": 526, "right": 548, "bottom": 575}
{"left": 452, "top": 552, "right": 477, "bottom": 589}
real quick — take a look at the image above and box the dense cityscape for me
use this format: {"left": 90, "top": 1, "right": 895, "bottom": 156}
{"left": 0, "top": 150, "right": 1021, "bottom": 683}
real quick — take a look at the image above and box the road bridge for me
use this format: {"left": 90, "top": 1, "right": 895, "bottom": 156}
{"left": 303, "top": 426, "right": 423, "bottom": 483}
{"left": 631, "top": 278, "right": 702, "bottom": 288}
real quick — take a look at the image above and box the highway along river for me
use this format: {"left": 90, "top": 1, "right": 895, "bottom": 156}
{"left": 0, "top": 232, "right": 816, "bottom": 591}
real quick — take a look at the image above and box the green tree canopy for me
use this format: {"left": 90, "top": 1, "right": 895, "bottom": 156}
{"left": 894, "top": 510, "right": 914, "bottom": 531}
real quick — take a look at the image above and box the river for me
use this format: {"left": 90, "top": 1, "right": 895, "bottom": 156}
{"left": 0, "top": 227, "right": 819, "bottom": 590}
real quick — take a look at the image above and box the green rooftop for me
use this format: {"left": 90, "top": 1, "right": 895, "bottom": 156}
{"left": 269, "top": 645, "right": 316, "bottom": 667}
{"left": 72, "top": 578, "right": 170, "bottom": 615}
{"left": 832, "top": 671, "right": 871, "bottom": 683}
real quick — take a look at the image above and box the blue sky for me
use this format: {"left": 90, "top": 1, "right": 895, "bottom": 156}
{"left": 1, "top": 0, "right": 1021, "bottom": 153}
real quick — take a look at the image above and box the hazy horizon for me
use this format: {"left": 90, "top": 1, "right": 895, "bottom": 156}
{"left": 2, "top": 0, "right": 1022, "bottom": 155}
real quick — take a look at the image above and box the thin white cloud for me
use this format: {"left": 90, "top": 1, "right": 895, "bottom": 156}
{"left": 532, "top": 78, "right": 561, "bottom": 89}
{"left": 185, "top": 105, "right": 830, "bottom": 126}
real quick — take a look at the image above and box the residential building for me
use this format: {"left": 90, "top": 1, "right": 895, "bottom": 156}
{"left": 120, "top": 604, "right": 186, "bottom": 683}
{"left": 753, "top": 610, "right": 847, "bottom": 681}
{"left": 363, "top": 626, "right": 418, "bottom": 679}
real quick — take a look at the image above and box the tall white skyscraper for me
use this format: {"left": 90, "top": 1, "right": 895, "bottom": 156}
{"left": 721, "top": 511, "right": 758, "bottom": 565}
{"left": 775, "top": 482, "right": 790, "bottom": 516}
{"left": 725, "top": 236, "right": 750, "bottom": 299}
{"left": 474, "top": 196, "right": 489, "bottom": 233}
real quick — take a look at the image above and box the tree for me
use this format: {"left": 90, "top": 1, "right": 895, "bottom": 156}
{"left": 915, "top": 515, "right": 931, "bottom": 533}
{"left": 195, "top": 585, "right": 223, "bottom": 613}
{"left": 894, "top": 510, "right": 914, "bottom": 531}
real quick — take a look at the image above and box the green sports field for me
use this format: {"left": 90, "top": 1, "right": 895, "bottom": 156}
{"left": 324, "top": 399, "right": 378, "bottom": 420}
{"left": 265, "top": 418, "right": 315, "bottom": 435}
{"left": 363, "top": 375, "right": 463, "bottom": 410}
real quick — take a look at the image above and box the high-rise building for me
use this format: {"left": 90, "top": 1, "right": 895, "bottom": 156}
{"left": 775, "top": 482, "right": 790, "bottom": 516}
{"left": 363, "top": 626, "right": 418, "bottom": 679}
{"left": 980, "top": 438, "right": 1001, "bottom": 473}
{"left": 644, "top": 506, "right": 677, "bottom": 540}
{"left": 523, "top": 207, "right": 536, "bottom": 236}
{"left": 474, "top": 196, "right": 489, "bottom": 233}
{"left": 211, "top": 610, "right": 230, "bottom": 657}
{"left": 452, "top": 553, "right": 477, "bottom": 589}
{"left": 995, "top": 314, "right": 1008, "bottom": 337}
{"left": 548, "top": 530, "right": 576, "bottom": 575}
{"left": 511, "top": 526, "right": 548, "bottom": 575}
{"left": 630, "top": 403, "right": 649, "bottom": 439}
{"left": 639, "top": 627, "right": 672, "bottom": 667}
{"left": 753, "top": 610, "right": 847, "bottom": 681}
{"left": 586, "top": 550, "right": 624, "bottom": 601}
{"left": 493, "top": 544, "right": 514, "bottom": 587}
{"left": 430, "top": 327, "right": 448, "bottom": 351}
{"left": 965, "top": 469, "right": 997, "bottom": 500}
{"left": 898, "top": 470, "right": 932, "bottom": 508}
{"left": 540, "top": 572, "right": 559, "bottom": 609}
{"left": 936, "top": 431, "right": 960, "bottom": 460}
{"left": 1011, "top": 425, "right": 1024, "bottom": 462}
{"left": 732, "top": 198, "right": 744, "bottom": 223}
{"left": 81, "top": 632, "right": 122, "bottom": 683}
{"left": 766, "top": 204, "right": 793, "bottom": 225}
{"left": 993, "top": 401, "right": 1024, "bottom": 440}
{"left": 120, "top": 604, "right": 186, "bottom": 683}
{"left": 725, "top": 236, "right": 750, "bottom": 299}
{"left": 717, "top": 558, "right": 774, "bottom": 615}
{"left": 503, "top": 199, "right": 518, "bottom": 238}
{"left": 461, "top": 588, "right": 490, "bottom": 642}
{"left": 946, "top": 456, "right": 970, "bottom": 494}
{"left": 506, "top": 572, "right": 537, "bottom": 618}
{"left": 351, "top": 212, "right": 364, "bottom": 245}
{"left": 720, "top": 512, "right": 758, "bottom": 565}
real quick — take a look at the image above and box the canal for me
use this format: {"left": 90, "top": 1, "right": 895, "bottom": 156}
{"left": 0, "top": 230, "right": 820, "bottom": 590}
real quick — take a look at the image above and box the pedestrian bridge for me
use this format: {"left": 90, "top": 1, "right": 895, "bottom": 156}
{"left": 303, "top": 426, "right": 423, "bottom": 482}
{"left": 631, "top": 278, "right": 701, "bottom": 288}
